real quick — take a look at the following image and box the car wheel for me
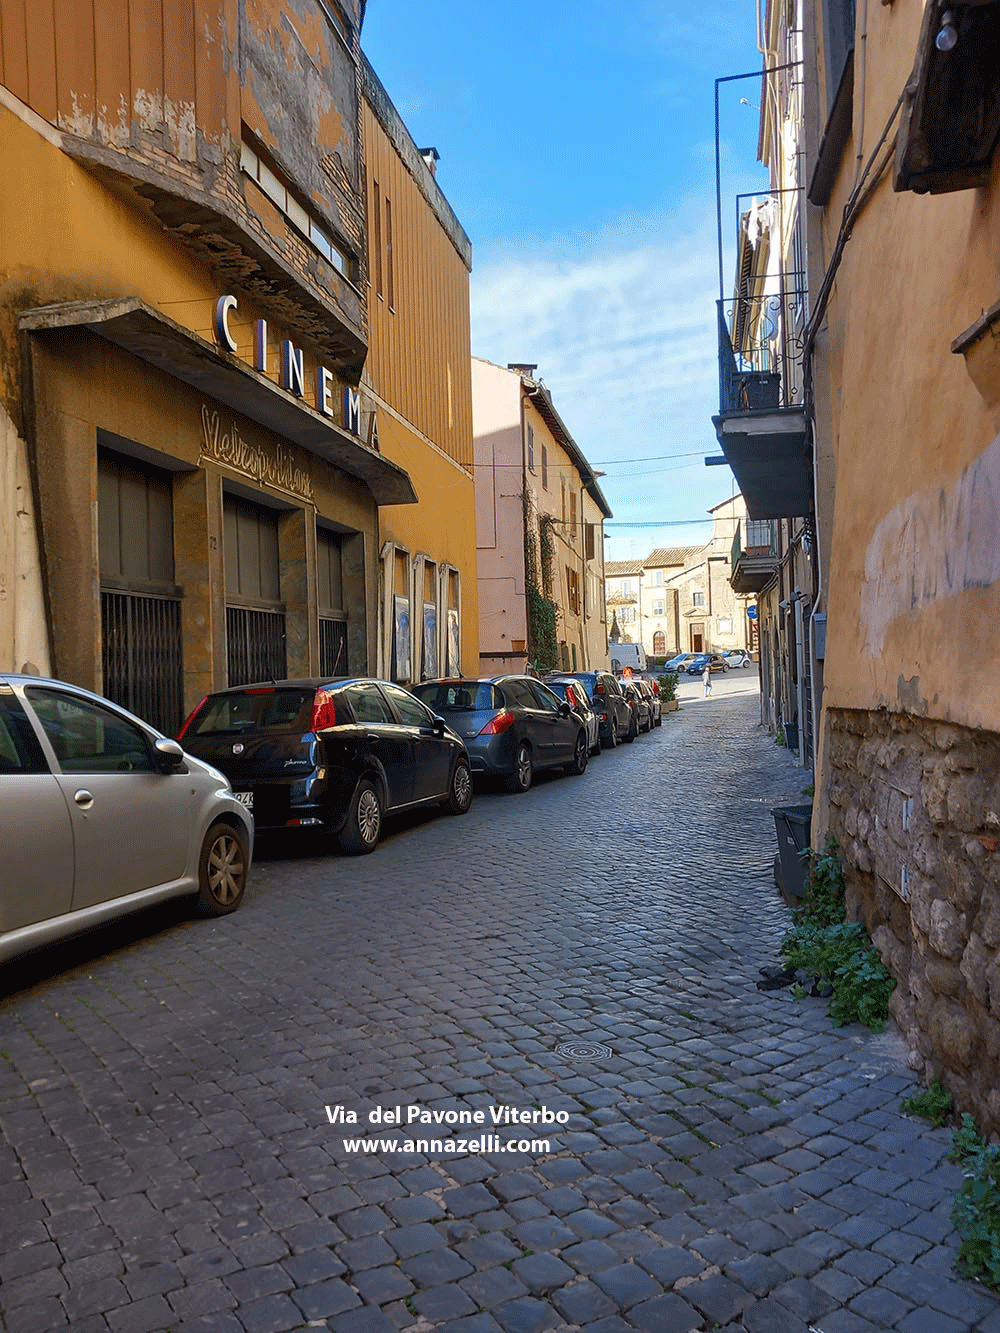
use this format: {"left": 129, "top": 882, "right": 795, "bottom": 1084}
{"left": 444, "top": 759, "right": 473, "bottom": 814}
{"left": 565, "top": 730, "right": 589, "bottom": 776}
{"left": 589, "top": 730, "right": 601, "bottom": 756}
{"left": 624, "top": 713, "right": 637, "bottom": 743}
{"left": 655, "top": 711, "right": 663, "bottom": 727}
{"left": 606, "top": 717, "right": 619, "bottom": 749}
{"left": 339, "top": 779, "right": 382, "bottom": 854}
{"left": 505, "top": 742, "right": 533, "bottom": 793}
{"left": 196, "top": 822, "right": 248, "bottom": 916}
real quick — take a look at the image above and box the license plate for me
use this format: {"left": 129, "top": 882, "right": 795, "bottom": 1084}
{"left": 234, "top": 791, "right": 254, "bottom": 810}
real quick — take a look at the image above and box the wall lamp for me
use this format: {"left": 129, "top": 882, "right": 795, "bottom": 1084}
{"left": 936, "top": 8, "right": 959, "bottom": 51}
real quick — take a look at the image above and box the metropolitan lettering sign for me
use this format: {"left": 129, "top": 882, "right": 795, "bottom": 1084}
{"left": 200, "top": 405, "right": 314, "bottom": 502}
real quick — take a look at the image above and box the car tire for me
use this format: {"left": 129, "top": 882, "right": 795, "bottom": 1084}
{"left": 624, "top": 713, "right": 637, "bottom": 743}
{"left": 655, "top": 712, "right": 663, "bottom": 727}
{"left": 565, "top": 730, "right": 589, "bottom": 776}
{"left": 589, "top": 733, "right": 601, "bottom": 756}
{"left": 195, "top": 821, "right": 248, "bottom": 917}
{"left": 339, "top": 779, "right": 382, "bottom": 854}
{"left": 605, "top": 718, "right": 619, "bottom": 749}
{"left": 443, "top": 759, "right": 473, "bottom": 815}
{"left": 505, "top": 742, "right": 533, "bottom": 793}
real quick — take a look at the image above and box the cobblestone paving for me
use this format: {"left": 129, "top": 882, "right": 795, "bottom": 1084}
{"left": 2, "top": 683, "right": 998, "bottom": 1332}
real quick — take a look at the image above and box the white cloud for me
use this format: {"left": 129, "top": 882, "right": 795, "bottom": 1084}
{"left": 470, "top": 207, "right": 735, "bottom": 553}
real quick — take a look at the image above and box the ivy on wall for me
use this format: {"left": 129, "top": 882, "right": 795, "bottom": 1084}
{"left": 523, "top": 490, "right": 560, "bottom": 674}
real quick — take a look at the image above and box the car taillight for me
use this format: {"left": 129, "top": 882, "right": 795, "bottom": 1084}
{"left": 479, "top": 710, "right": 516, "bottom": 736}
{"left": 177, "top": 696, "right": 207, "bottom": 741}
{"left": 311, "top": 691, "right": 338, "bottom": 731}
{"left": 595, "top": 683, "right": 605, "bottom": 696}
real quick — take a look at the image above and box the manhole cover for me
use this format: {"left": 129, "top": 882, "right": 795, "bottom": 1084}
{"left": 555, "top": 1041, "right": 613, "bottom": 1060}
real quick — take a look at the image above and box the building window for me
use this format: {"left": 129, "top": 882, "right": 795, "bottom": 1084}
{"left": 541, "top": 445, "right": 548, "bottom": 489}
{"left": 654, "top": 569, "right": 663, "bottom": 586}
{"left": 653, "top": 600, "right": 664, "bottom": 616}
{"left": 527, "top": 425, "right": 535, "bottom": 473}
{"left": 385, "top": 196, "right": 395, "bottom": 310}
{"left": 223, "top": 494, "right": 286, "bottom": 686}
{"left": 570, "top": 491, "right": 577, "bottom": 539}
{"left": 371, "top": 180, "right": 383, "bottom": 298}
{"left": 692, "top": 591, "right": 705, "bottom": 607}
{"left": 241, "top": 134, "right": 351, "bottom": 277}
{"left": 566, "top": 567, "right": 581, "bottom": 616}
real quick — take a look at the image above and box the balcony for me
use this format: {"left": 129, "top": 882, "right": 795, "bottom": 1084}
{"left": 730, "top": 520, "right": 778, "bottom": 594}
{"left": 713, "top": 291, "right": 811, "bottom": 520}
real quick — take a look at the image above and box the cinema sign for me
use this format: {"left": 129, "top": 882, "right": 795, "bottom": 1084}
{"left": 212, "top": 295, "right": 377, "bottom": 448}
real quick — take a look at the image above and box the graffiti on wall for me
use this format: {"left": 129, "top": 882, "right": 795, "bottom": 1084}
{"left": 861, "top": 432, "right": 1000, "bottom": 653}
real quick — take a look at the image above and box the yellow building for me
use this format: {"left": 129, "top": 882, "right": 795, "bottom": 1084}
{"left": 360, "top": 61, "right": 477, "bottom": 683}
{"left": 734, "top": 0, "right": 1000, "bottom": 1127}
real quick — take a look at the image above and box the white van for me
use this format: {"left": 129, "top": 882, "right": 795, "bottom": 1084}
{"left": 609, "top": 643, "right": 647, "bottom": 674}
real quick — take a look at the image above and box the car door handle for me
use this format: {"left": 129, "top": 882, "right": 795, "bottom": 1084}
{"left": 74, "top": 789, "right": 94, "bottom": 808}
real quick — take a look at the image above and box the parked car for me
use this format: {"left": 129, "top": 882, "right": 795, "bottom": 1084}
{"left": 723, "top": 649, "right": 753, "bottom": 668}
{"left": 664, "top": 653, "right": 698, "bottom": 674}
{"left": 545, "top": 678, "right": 602, "bottom": 756}
{"left": 411, "top": 676, "right": 588, "bottom": 792}
{"left": 547, "top": 671, "right": 634, "bottom": 748}
{"left": 179, "top": 677, "right": 472, "bottom": 855}
{"left": 0, "top": 675, "right": 253, "bottom": 963}
{"left": 608, "top": 642, "right": 647, "bottom": 673}
{"left": 633, "top": 677, "right": 662, "bottom": 728}
{"left": 684, "top": 653, "right": 730, "bottom": 675}
{"left": 623, "top": 681, "right": 653, "bottom": 735}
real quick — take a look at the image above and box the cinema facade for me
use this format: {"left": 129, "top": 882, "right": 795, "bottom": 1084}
{"left": 1, "top": 1, "right": 476, "bottom": 737}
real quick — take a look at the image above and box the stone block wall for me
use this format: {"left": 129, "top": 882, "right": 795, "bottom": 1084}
{"left": 826, "top": 708, "right": 1000, "bottom": 1132}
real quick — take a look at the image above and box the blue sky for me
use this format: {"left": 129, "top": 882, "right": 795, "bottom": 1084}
{"left": 361, "top": 2, "right": 768, "bottom": 560}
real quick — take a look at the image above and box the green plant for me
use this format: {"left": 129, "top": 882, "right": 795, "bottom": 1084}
{"left": 779, "top": 842, "right": 895, "bottom": 1032}
{"left": 948, "top": 1114, "right": 1000, "bottom": 1289}
{"left": 775, "top": 727, "right": 786, "bottom": 746}
{"left": 802, "top": 782, "right": 815, "bottom": 796}
{"left": 658, "top": 671, "right": 678, "bottom": 702}
{"left": 522, "top": 492, "right": 560, "bottom": 674}
{"left": 902, "top": 1075, "right": 953, "bottom": 1128}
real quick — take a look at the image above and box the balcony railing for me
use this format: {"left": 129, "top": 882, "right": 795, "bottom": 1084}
{"left": 730, "top": 519, "right": 779, "bottom": 594}
{"left": 718, "top": 290, "right": 807, "bottom": 416}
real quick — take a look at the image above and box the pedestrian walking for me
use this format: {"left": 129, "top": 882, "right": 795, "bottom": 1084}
{"left": 703, "top": 664, "right": 712, "bottom": 697}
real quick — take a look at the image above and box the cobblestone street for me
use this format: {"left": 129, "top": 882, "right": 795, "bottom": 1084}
{"left": 2, "top": 681, "right": 997, "bottom": 1333}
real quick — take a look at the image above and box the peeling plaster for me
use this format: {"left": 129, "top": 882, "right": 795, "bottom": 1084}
{"left": 861, "top": 432, "right": 1000, "bottom": 654}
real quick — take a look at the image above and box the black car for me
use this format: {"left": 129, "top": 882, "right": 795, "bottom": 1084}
{"left": 623, "top": 681, "right": 653, "bottom": 735}
{"left": 548, "top": 671, "right": 634, "bottom": 747}
{"left": 178, "top": 678, "right": 472, "bottom": 855}
{"left": 411, "top": 676, "right": 589, "bottom": 792}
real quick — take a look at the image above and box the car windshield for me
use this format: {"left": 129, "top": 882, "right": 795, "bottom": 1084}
{"left": 189, "top": 688, "right": 315, "bottom": 735}
{"left": 412, "top": 681, "right": 498, "bottom": 711}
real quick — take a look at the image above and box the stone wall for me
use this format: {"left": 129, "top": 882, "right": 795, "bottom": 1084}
{"left": 826, "top": 708, "right": 1000, "bottom": 1132}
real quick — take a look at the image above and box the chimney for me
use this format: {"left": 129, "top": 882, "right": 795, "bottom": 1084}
{"left": 507, "top": 363, "right": 538, "bottom": 378}
{"left": 420, "top": 147, "right": 440, "bottom": 177}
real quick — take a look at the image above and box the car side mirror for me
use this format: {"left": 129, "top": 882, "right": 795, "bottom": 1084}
{"left": 155, "top": 737, "right": 187, "bottom": 772}
{"left": 432, "top": 715, "right": 447, "bottom": 737}
{"left": 558, "top": 701, "right": 571, "bottom": 717}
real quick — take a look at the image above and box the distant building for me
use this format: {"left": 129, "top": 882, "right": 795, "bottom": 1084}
{"left": 603, "top": 500, "right": 754, "bottom": 659}
{"left": 473, "top": 360, "right": 611, "bottom": 675}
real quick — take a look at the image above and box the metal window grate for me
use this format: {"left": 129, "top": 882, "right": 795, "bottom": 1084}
{"left": 101, "top": 589, "right": 183, "bottom": 736}
{"left": 226, "top": 606, "right": 286, "bottom": 686}
{"left": 319, "top": 616, "right": 348, "bottom": 677}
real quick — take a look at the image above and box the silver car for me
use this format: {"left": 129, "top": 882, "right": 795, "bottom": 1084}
{"left": 0, "top": 675, "right": 253, "bottom": 964}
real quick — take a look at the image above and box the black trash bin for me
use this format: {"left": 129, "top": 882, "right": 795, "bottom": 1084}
{"left": 771, "top": 803, "right": 813, "bottom": 905}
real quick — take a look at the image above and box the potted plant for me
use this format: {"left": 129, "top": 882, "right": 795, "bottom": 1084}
{"left": 657, "top": 672, "right": 679, "bottom": 712}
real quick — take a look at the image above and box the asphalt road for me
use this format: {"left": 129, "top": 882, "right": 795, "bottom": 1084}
{"left": 1, "top": 683, "right": 996, "bottom": 1333}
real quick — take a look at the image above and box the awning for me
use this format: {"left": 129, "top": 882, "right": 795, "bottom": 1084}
{"left": 713, "top": 406, "right": 811, "bottom": 520}
{"left": 19, "top": 298, "right": 417, "bottom": 506}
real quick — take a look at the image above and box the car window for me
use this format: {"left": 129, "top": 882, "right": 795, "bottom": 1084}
{"left": 0, "top": 687, "right": 48, "bottom": 774}
{"left": 527, "top": 682, "right": 561, "bottom": 713}
{"left": 601, "top": 674, "right": 622, "bottom": 697}
{"left": 500, "top": 680, "right": 535, "bottom": 710}
{"left": 190, "top": 688, "right": 314, "bottom": 735}
{"left": 341, "top": 684, "right": 394, "bottom": 724}
{"left": 27, "top": 687, "right": 156, "bottom": 774}
{"left": 383, "top": 684, "right": 434, "bottom": 728}
{"left": 412, "top": 682, "right": 496, "bottom": 711}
